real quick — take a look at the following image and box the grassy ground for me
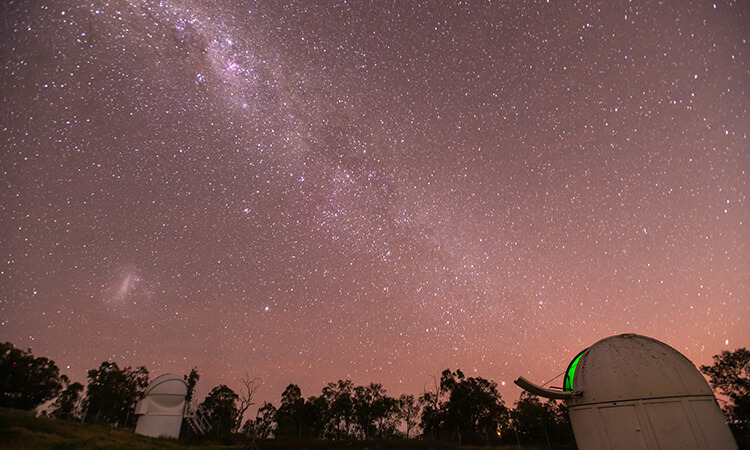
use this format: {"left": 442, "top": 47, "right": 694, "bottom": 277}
{"left": 247, "top": 439, "right": 476, "bottom": 450}
{"left": 0, "top": 409, "right": 555, "bottom": 449}
{"left": 0, "top": 409, "right": 188, "bottom": 449}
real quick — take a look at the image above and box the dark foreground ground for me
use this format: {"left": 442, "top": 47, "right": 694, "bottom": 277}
{"left": 0, "top": 409, "right": 560, "bottom": 449}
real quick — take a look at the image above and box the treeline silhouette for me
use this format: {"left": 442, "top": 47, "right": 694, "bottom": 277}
{"left": 0, "top": 342, "right": 572, "bottom": 446}
{"left": 2, "top": 341, "right": 747, "bottom": 447}
{"left": 243, "top": 371, "right": 574, "bottom": 447}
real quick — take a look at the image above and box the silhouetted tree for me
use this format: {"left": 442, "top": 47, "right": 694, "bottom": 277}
{"left": 304, "top": 394, "right": 328, "bottom": 438}
{"left": 199, "top": 384, "right": 239, "bottom": 438}
{"left": 352, "top": 382, "right": 398, "bottom": 439}
{"left": 510, "top": 392, "right": 557, "bottom": 446}
{"left": 83, "top": 362, "right": 149, "bottom": 427}
{"left": 50, "top": 376, "right": 84, "bottom": 421}
{"left": 234, "top": 373, "right": 259, "bottom": 432}
{"left": 183, "top": 367, "right": 200, "bottom": 408}
{"left": 446, "top": 369, "right": 509, "bottom": 445}
{"left": 321, "top": 379, "right": 356, "bottom": 438}
{"left": 181, "top": 367, "right": 200, "bottom": 436}
{"left": 547, "top": 399, "right": 575, "bottom": 446}
{"left": 276, "top": 383, "right": 306, "bottom": 438}
{"left": 420, "top": 369, "right": 508, "bottom": 445}
{"left": 375, "top": 394, "right": 400, "bottom": 439}
{"left": 701, "top": 348, "right": 750, "bottom": 441}
{"left": 419, "top": 376, "right": 443, "bottom": 440}
{"left": 0, "top": 342, "right": 64, "bottom": 411}
{"left": 244, "top": 401, "right": 276, "bottom": 439}
{"left": 398, "top": 394, "right": 421, "bottom": 438}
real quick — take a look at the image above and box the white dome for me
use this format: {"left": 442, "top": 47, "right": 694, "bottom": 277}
{"left": 566, "top": 334, "right": 713, "bottom": 405}
{"left": 141, "top": 373, "right": 188, "bottom": 409}
{"left": 516, "top": 334, "right": 737, "bottom": 449}
{"left": 144, "top": 373, "right": 188, "bottom": 397}
{"left": 135, "top": 373, "right": 188, "bottom": 439}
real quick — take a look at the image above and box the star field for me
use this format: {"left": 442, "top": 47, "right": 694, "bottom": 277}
{"left": 1, "top": 0, "right": 748, "bottom": 409}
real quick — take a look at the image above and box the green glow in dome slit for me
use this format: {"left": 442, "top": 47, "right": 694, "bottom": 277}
{"left": 564, "top": 349, "right": 586, "bottom": 392}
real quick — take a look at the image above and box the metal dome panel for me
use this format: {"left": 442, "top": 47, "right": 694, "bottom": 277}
{"left": 568, "top": 334, "right": 714, "bottom": 405}
{"left": 144, "top": 373, "right": 188, "bottom": 397}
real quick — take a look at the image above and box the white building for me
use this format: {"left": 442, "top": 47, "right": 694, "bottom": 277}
{"left": 516, "top": 333, "right": 737, "bottom": 450}
{"left": 134, "top": 373, "right": 188, "bottom": 439}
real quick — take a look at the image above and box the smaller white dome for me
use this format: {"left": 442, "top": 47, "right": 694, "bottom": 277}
{"left": 136, "top": 373, "right": 188, "bottom": 439}
{"left": 144, "top": 373, "right": 188, "bottom": 396}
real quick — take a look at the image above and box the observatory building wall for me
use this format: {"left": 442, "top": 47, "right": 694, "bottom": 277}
{"left": 135, "top": 373, "right": 188, "bottom": 439}
{"left": 515, "top": 334, "right": 737, "bottom": 450}
{"left": 568, "top": 396, "right": 735, "bottom": 449}
{"left": 566, "top": 334, "right": 736, "bottom": 450}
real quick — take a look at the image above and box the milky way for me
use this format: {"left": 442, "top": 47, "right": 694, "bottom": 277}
{"left": 1, "top": 0, "right": 748, "bottom": 412}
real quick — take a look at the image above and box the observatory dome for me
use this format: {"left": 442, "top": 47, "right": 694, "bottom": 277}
{"left": 135, "top": 373, "right": 188, "bottom": 439}
{"left": 515, "top": 333, "right": 736, "bottom": 449}
{"left": 141, "top": 373, "right": 187, "bottom": 408}
{"left": 564, "top": 333, "right": 713, "bottom": 406}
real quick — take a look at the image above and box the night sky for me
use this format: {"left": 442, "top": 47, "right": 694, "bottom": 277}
{"left": 1, "top": 0, "right": 748, "bottom": 412}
